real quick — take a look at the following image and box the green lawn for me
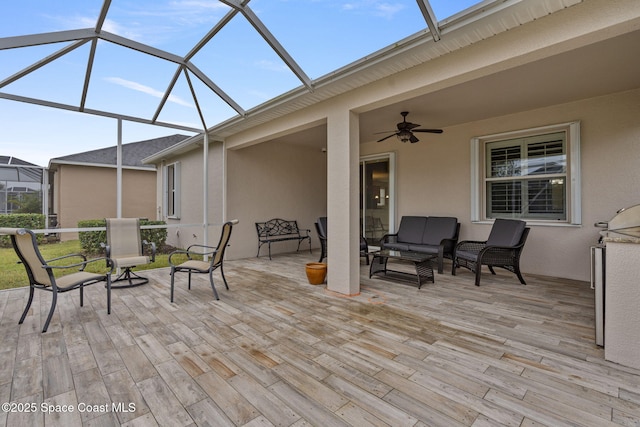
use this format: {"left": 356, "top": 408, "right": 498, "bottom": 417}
{"left": 0, "top": 240, "right": 184, "bottom": 290}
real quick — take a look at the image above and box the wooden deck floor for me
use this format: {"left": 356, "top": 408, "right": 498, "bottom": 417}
{"left": 1, "top": 253, "right": 640, "bottom": 426}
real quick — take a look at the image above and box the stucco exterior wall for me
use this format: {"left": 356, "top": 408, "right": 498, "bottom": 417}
{"left": 225, "top": 141, "right": 327, "bottom": 260}
{"left": 160, "top": 141, "right": 225, "bottom": 250}
{"left": 360, "top": 88, "right": 640, "bottom": 281}
{"left": 55, "top": 165, "right": 158, "bottom": 240}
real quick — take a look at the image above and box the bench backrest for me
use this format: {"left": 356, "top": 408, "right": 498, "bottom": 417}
{"left": 256, "top": 218, "right": 302, "bottom": 238}
{"left": 422, "top": 216, "right": 459, "bottom": 245}
{"left": 396, "top": 216, "right": 427, "bottom": 244}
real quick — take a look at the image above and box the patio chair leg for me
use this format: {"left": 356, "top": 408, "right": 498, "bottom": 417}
{"left": 516, "top": 268, "right": 527, "bottom": 285}
{"left": 18, "top": 285, "right": 35, "bottom": 325}
{"left": 188, "top": 272, "right": 192, "bottom": 289}
{"left": 209, "top": 271, "right": 220, "bottom": 300}
{"left": 488, "top": 265, "right": 497, "bottom": 275}
{"left": 170, "top": 267, "right": 176, "bottom": 303}
{"left": 42, "top": 290, "right": 58, "bottom": 333}
{"left": 474, "top": 266, "right": 482, "bottom": 287}
{"left": 80, "top": 285, "right": 84, "bottom": 307}
{"left": 220, "top": 265, "right": 229, "bottom": 290}
{"left": 107, "top": 276, "right": 112, "bottom": 314}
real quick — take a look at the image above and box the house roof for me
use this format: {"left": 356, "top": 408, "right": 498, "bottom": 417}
{"left": 49, "top": 134, "right": 189, "bottom": 170}
{"left": 0, "top": 156, "right": 39, "bottom": 167}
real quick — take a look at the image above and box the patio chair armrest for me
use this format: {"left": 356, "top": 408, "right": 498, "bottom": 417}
{"left": 380, "top": 233, "right": 398, "bottom": 245}
{"left": 185, "top": 244, "right": 217, "bottom": 255}
{"left": 169, "top": 245, "right": 215, "bottom": 266}
{"left": 455, "top": 240, "right": 487, "bottom": 253}
{"left": 479, "top": 240, "right": 526, "bottom": 256}
{"left": 440, "top": 237, "right": 458, "bottom": 252}
{"left": 46, "top": 252, "right": 88, "bottom": 264}
{"left": 45, "top": 256, "right": 115, "bottom": 273}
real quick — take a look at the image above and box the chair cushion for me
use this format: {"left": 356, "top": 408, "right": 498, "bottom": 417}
{"left": 113, "top": 256, "right": 150, "bottom": 268}
{"left": 396, "top": 216, "right": 427, "bottom": 244}
{"left": 56, "top": 271, "right": 106, "bottom": 289}
{"left": 408, "top": 244, "right": 438, "bottom": 254}
{"left": 176, "top": 260, "right": 211, "bottom": 272}
{"left": 486, "top": 219, "right": 526, "bottom": 247}
{"left": 422, "top": 217, "right": 458, "bottom": 246}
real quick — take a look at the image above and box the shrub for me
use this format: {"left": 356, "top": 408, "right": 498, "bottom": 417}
{"left": 0, "top": 213, "right": 46, "bottom": 247}
{"left": 78, "top": 219, "right": 167, "bottom": 254}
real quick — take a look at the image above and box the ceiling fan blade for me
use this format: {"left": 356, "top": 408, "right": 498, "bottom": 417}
{"left": 409, "top": 134, "right": 420, "bottom": 143}
{"left": 412, "top": 128, "right": 444, "bottom": 133}
{"left": 373, "top": 130, "right": 398, "bottom": 135}
{"left": 377, "top": 133, "right": 398, "bottom": 142}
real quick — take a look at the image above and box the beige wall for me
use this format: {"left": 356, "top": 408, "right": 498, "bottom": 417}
{"left": 55, "top": 165, "right": 157, "bottom": 240}
{"left": 226, "top": 140, "right": 327, "bottom": 259}
{"left": 360, "top": 88, "right": 640, "bottom": 281}
{"left": 159, "top": 141, "right": 226, "bottom": 250}
{"left": 216, "top": 88, "right": 640, "bottom": 281}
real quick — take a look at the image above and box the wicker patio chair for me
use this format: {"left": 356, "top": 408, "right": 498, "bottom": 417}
{"left": 452, "top": 218, "right": 529, "bottom": 286}
{"left": 316, "top": 216, "right": 369, "bottom": 264}
{"left": 103, "top": 218, "right": 156, "bottom": 288}
{"left": 169, "top": 220, "right": 235, "bottom": 302}
{"left": 315, "top": 220, "right": 327, "bottom": 263}
{"left": 1, "top": 227, "right": 113, "bottom": 333}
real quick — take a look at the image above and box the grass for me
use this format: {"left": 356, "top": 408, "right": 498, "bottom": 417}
{"left": 0, "top": 240, "right": 187, "bottom": 291}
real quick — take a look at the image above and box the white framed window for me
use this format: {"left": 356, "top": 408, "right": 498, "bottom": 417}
{"left": 471, "top": 122, "right": 581, "bottom": 225}
{"left": 164, "top": 162, "right": 181, "bottom": 218}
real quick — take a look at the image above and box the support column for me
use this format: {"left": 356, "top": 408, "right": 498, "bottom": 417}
{"left": 116, "top": 118, "right": 122, "bottom": 218}
{"left": 326, "top": 110, "right": 360, "bottom": 296}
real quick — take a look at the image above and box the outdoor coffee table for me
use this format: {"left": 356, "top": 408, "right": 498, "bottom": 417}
{"left": 369, "top": 249, "right": 435, "bottom": 288}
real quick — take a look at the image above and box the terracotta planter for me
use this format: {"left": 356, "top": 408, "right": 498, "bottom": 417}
{"left": 305, "top": 262, "right": 327, "bottom": 285}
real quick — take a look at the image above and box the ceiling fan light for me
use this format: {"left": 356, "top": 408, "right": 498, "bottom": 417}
{"left": 397, "top": 130, "right": 412, "bottom": 143}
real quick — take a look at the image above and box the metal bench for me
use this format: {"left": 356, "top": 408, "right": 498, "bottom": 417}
{"left": 255, "top": 218, "right": 312, "bottom": 260}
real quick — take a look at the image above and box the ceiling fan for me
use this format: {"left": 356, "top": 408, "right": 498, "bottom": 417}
{"left": 376, "top": 111, "right": 443, "bottom": 143}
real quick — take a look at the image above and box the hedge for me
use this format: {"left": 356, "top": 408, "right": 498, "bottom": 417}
{"left": 78, "top": 219, "right": 168, "bottom": 254}
{"left": 0, "top": 214, "right": 46, "bottom": 247}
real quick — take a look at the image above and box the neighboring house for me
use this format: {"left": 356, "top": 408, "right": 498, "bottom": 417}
{"left": 49, "top": 134, "right": 190, "bottom": 240}
{"left": 144, "top": 1, "right": 640, "bottom": 294}
{"left": 0, "top": 156, "right": 45, "bottom": 215}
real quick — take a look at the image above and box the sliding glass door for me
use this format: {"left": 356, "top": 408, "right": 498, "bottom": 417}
{"left": 360, "top": 153, "right": 395, "bottom": 244}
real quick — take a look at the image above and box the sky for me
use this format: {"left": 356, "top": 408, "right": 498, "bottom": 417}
{"left": 0, "top": 0, "right": 483, "bottom": 167}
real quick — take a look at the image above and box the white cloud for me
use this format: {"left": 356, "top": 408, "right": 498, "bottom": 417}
{"left": 255, "top": 59, "right": 289, "bottom": 73}
{"left": 105, "top": 77, "right": 194, "bottom": 107}
{"left": 341, "top": 1, "right": 405, "bottom": 19}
